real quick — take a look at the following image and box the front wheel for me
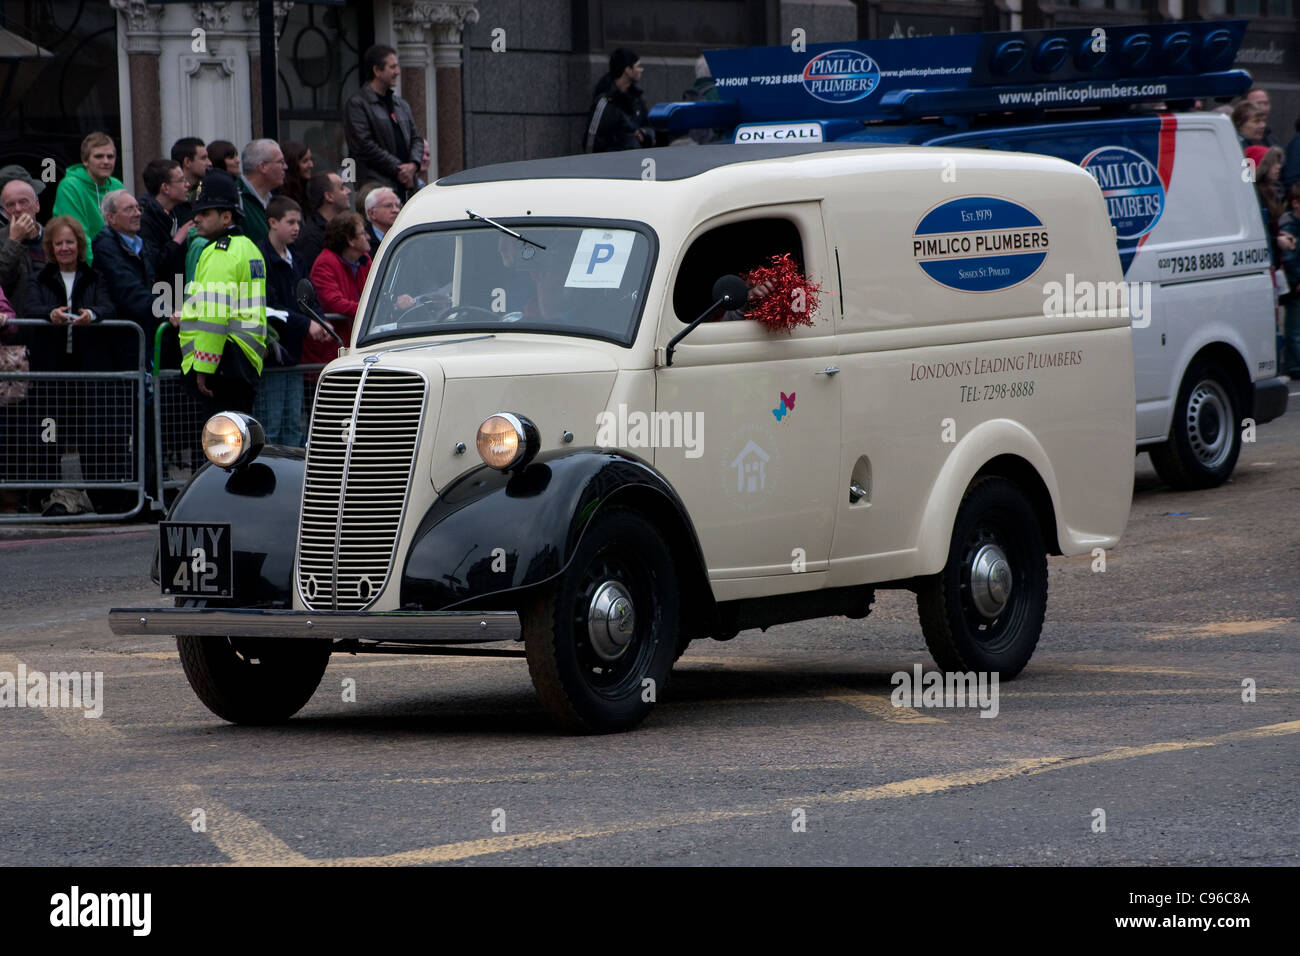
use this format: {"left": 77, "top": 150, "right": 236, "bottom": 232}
{"left": 1149, "top": 361, "right": 1242, "bottom": 490}
{"left": 916, "top": 477, "right": 1048, "bottom": 679}
{"left": 522, "top": 508, "right": 680, "bottom": 733}
{"left": 177, "top": 635, "right": 331, "bottom": 725}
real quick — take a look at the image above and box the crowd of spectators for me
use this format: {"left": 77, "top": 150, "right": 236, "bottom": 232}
{"left": 0, "top": 42, "right": 429, "bottom": 515}
{"left": 7, "top": 45, "right": 1300, "bottom": 516}
{"left": 1234, "top": 87, "right": 1300, "bottom": 380}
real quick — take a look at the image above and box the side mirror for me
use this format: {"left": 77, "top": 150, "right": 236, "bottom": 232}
{"left": 664, "top": 274, "right": 750, "bottom": 367}
{"left": 296, "top": 277, "right": 345, "bottom": 345}
{"left": 711, "top": 274, "right": 749, "bottom": 308}
{"left": 295, "top": 277, "right": 318, "bottom": 312}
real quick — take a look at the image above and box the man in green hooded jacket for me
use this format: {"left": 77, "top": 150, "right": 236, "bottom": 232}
{"left": 51, "top": 132, "right": 125, "bottom": 264}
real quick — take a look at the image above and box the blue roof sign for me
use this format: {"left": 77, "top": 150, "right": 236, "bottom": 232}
{"left": 650, "top": 20, "right": 1251, "bottom": 134}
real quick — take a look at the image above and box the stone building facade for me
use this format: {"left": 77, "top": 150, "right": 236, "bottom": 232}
{"left": 0, "top": 1, "right": 1296, "bottom": 202}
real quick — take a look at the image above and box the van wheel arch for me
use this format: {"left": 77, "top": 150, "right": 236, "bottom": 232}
{"left": 597, "top": 485, "right": 717, "bottom": 654}
{"left": 973, "top": 455, "right": 1060, "bottom": 556}
{"left": 1150, "top": 345, "right": 1250, "bottom": 490}
{"left": 1186, "top": 343, "right": 1252, "bottom": 417}
{"left": 916, "top": 475, "right": 1049, "bottom": 678}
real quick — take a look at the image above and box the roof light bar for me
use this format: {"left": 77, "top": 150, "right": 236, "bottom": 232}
{"left": 649, "top": 19, "right": 1251, "bottom": 135}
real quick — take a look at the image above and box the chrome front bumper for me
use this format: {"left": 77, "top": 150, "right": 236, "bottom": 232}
{"left": 107, "top": 608, "right": 520, "bottom": 643}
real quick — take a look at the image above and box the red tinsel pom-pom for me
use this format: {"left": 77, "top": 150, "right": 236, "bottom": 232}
{"left": 741, "top": 253, "right": 822, "bottom": 334}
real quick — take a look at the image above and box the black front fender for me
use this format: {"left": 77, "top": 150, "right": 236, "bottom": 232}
{"left": 161, "top": 446, "right": 305, "bottom": 607}
{"left": 401, "top": 448, "right": 712, "bottom": 614}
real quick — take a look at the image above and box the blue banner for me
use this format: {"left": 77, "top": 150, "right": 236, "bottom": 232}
{"left": 701, "top": 20, "right": 1250, "bottom": 124}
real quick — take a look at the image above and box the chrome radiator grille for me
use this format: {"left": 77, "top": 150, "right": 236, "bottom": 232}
{"left": 297, "top": 367, "right": 426, "bottom": 610}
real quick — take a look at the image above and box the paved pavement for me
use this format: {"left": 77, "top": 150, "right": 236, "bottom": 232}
{"left": 1, "top": 400, "right": 1297, "bottom": 865}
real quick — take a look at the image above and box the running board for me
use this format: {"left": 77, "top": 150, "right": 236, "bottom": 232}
{"left": 108, "top": 607, "right": 520, "bottom": 643}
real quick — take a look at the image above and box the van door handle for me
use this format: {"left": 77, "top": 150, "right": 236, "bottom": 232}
{"left": 815, "top": 365, "right": 840, "bottom": 376}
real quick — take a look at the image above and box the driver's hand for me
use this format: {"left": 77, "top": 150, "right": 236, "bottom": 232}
{"left": 395, "top": 294, "right": 416, "bottom": 310}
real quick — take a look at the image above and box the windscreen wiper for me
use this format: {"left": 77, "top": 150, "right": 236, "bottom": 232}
{"left": 465, "top": 209, "right": 547, "bottom": 252}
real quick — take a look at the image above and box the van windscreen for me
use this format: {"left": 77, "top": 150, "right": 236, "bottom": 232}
{"left": 360, "top": 222, "right": 655, "bottom": 347}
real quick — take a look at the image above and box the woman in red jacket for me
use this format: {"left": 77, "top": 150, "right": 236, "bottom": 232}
{"left": 304, "top": 211, "right": 371, "bottom": 365}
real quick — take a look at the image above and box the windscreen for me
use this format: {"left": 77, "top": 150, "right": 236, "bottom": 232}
{"left": 361, "top": 222, "right": 654, "bottom": 346}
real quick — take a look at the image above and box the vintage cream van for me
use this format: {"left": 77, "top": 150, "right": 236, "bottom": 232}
{"left": 111, "top": 143, "right": 1135, "bottom": 733}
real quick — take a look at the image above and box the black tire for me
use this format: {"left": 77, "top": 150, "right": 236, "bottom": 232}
{"left": 177, "top": 635, "right": 331, "bottom": 725}
{"left": 523, "top": 508, "right": 680, "bottom": 733}
{"left": 916, "top": 476, "right": 1048, "bottom": 679}
{"left": 1148, "top": 360, "right": 1242, "bottom": 490}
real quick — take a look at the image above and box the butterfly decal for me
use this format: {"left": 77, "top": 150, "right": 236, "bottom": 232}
{"left": 772, "top": 391, "right": 796, "bottom": 421}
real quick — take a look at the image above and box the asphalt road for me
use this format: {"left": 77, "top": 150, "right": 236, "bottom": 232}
{"left": 1, "top": 404, "right": 1297, "bottom": 866}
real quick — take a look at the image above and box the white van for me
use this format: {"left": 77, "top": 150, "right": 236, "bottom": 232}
{"left": 655, "top": 20, "right": 1289, "bottom": 489}
{"left": 923, "top": 112, "right": 1285, "bottom": 489}
{"left": 112, "top": 143, "right": 1136, "bottom": 733}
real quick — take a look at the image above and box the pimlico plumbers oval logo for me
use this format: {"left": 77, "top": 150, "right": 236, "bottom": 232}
{"left": 1079, "top": 146, "right": 1164, "bottom": 240}
{"left": 801, "top": 49, "right": 880, "bottom": 104}
{"left": 912, "top": 196, "right": 1050, "bottom": 293}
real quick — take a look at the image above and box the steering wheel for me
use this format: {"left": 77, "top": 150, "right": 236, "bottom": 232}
{"left": 435, "top": 305, "right": 509, "bottom": 324}
{"left": 394, "top": 297, "right": 446, "bottom": 325}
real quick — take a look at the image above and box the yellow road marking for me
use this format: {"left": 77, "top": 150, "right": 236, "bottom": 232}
{"left": 1148, "top": 618, "right": 1293, "bottom": 641}
{"left": 1054, "top": 663, "right": 1207, "bottom": 677}
{"left": 170, "top": 784, "right": 310, "bottom": 866}
{"left": 820, "top": 686, "right": 945, "bottom": 723}
{"left": 326, "top": 656, "right": 510, "bottom": 668}
{"left": 289, "top": 719, "right": 1300, "bottom": 866}
{"left": 1003, "top": 687, "right": 1296, "bottom": 698}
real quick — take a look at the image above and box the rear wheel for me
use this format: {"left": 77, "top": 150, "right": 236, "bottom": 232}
{"left": 916, "top": 477, "right": 1048, "bottom": 678}
{"left": 177, "top": 633, "right": 331, "bottom": 724}
{"left": 1149, "top": 360, "right": 1242, "bottom": 490}
{"left": 523, "top": 508, "right": 680, "bottom": 733}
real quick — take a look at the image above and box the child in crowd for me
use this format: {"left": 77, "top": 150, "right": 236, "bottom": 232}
{"left": 253, "top": 196, "right": 312, "bottom": 446}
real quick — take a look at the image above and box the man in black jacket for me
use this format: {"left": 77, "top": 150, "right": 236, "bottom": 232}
{"left": 295, "top": 171, "right": 352, "bottom": 272}
{"left": 170, "top": 137, "right": 211, "bottom": 222}
{"left": 345, "top": 44, "right": 425, "bottom": 200}
{"left": 92, "top": 189, "right": 161, "bottom": 375}
{"left": 138, "top": 159, "right": 192, "bottom": 289}
{"left": 586, "top": 48, "right": 656, "bottom": 153}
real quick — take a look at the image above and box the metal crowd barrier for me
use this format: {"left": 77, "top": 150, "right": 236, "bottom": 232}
{"left": 150, "top": 323, "right": 326, "bottom": 510}
{"left": 0, "top": 318, "right": 336, "bottom": 522}
{"left": 0, "top": 319, "right": 147, "bottom": 523}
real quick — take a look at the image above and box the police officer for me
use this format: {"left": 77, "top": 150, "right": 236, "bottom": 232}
{"left": 176, "top": 169, "right": 267, "bottom": 413}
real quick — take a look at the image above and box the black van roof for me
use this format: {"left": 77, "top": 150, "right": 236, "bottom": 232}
{"left": 435, "top": 142, "right": 884, "bottom": 186}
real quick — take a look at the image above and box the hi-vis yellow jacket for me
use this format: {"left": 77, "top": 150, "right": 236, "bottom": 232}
{"left": 180, "top": 231, "right": 268, "bottom": 376}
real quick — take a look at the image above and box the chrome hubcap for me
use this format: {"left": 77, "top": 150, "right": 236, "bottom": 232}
{"left": 587, "top": 581, "right": 636, "bottom": 662}
{"left": 969, "top": 544, "right": 1013, "bottom": 619}
{"left": 1186, "top": 380, "right": 1233, "bottom": 468}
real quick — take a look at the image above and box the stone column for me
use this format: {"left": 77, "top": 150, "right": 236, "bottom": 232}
{"left": 392, "top": 1, "right": 479, "bottom": 179}
{"left": 111, "top": 0, "right": 164, "bottom": 194}
{"left": 393, "top": 5, "right": 436, "bottom": 173}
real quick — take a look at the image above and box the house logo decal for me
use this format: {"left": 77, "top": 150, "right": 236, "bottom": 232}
{"left": 731, "top": 440, "right": 769, "bottom": 493}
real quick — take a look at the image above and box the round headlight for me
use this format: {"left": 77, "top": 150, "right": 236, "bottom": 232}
{"left": 476, "top": 412, "right": 539, "bottom": 471}
{"left": 202, "top": 412, "right": 264, "bottom": 469}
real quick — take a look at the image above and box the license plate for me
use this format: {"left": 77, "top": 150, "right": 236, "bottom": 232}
{"left": 160, "top": 523, "right": 233, "bottom": 598}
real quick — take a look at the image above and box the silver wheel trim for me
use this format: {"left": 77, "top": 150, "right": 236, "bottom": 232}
{"left": 587, "top": 581, "right": 636, "bottom": 662}
{"left": 1186, "top": 379, "right": 1234, "bottom": 469}
{"left": 969, "top": 543, "right": 1013, "bottom": 619}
